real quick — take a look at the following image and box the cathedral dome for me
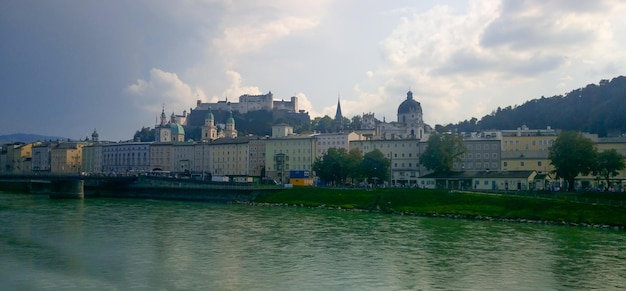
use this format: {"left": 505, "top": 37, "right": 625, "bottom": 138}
{"left": 226, "top": 111, "right": 235, "bottom": 124}
{"left": 170, "top": 123, "right": 185, "bottom": 135}
{"left": 397, "top": 90, "right": 422, "bottom": 115}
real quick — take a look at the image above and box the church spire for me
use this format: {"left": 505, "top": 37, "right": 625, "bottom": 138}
{"left": 333, "top": 94, "right": 344, "bottom": 132}
{"left": 334, "top": 94, "right": 343, "bottom": 120}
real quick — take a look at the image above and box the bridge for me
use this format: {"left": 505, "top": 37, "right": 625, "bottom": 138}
{"left": 0, "top": 174, "right": 138, "bottom": 199}
{"left": 0, "top": 174, "right": 283, "bottom": 201}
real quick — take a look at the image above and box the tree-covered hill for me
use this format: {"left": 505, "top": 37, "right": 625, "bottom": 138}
{"left": 453, "top": 76, "right": 626, "bottom": 136}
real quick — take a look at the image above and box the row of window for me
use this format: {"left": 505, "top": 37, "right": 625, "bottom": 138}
{"left": 273, "top": 149, "right": 312, "bottom": 154}
{"left": 102, "top": 146, "right": 149, "bottom": 151}
{"left": 462, "top": 153, "right": 499, "bottom": 160}
{"left": 318, "top": 141, "right": 346, "bottom": 146}
{"left": 361, "top": 142, "right": 420, "bottom": 151}
{"left": 453, "top": 162, "right": 499, "bottom": 169}
{"left": 466, "top": 144, "right": 499, "bottom": 150}
{"left": 503, "top": 161, "right": 543, "bottom": 167}
{"left": 503, "top": 140, "right": 554, "bottom": 146}
{"left": 270, "top": 164, "right": 311, "bottom": 171}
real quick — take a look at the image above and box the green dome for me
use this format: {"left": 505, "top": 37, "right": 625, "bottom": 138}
{"left": 226, "top": 111, "right": 235, "bottom": 124}
{"left": 170, "top": 123, "right": 185, "bottom": 135}
{"left": 206, "top": 112, "right": 214, "bottom": 120}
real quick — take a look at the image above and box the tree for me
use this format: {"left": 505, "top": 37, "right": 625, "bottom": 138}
{"left": 345, "top": 148, "right": 364, "bottom": 183}
{"left": 134, "top": 127, "right": 155, "bottom": 142}
{"left": 419, "top": 133, "right": 465, "bottom": 173}
{"left": 594, "top": 149, "right": 625, "bottom": 189}
{"left": 350, "top": 115, "right": 363, "bottom": 130}
{"left": 312, "top": 148, "right": 350, "bottom": 185}
{"left": 549, "top": 131, "right": 597, "bottom": 191}
{"left": 361, "top": 149, "right": 390, "bottom": 184}
{"left": 312, "top": 116, "right": 334, "bottom": 133}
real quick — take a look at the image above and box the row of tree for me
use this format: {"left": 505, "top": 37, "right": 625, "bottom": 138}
{"left": 416, "top": 131, "right": 625, "bottom": 192}
{"left": 312, "top": 148, "right": 390, "bottom": 186}
{"left": 549, "top": 131, "right": 625, "bottom": 191}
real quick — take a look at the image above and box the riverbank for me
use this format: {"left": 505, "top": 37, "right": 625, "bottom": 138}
{"left": 253, "top": 187, "right": 626, "bottom": 229}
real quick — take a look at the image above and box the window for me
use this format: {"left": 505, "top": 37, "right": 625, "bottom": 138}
{"left": 503, "top": 161, "right": 508, "bottom": 167}
{"left": 520, "top": 161, "right": 525, "bottom": 167}
{"left": 538, "top": 161, "right": 542, "bottom": 167}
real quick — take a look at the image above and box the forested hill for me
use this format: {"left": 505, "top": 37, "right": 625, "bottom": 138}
{"left": 453, "top": 76, "right": 626, "bottom": 137}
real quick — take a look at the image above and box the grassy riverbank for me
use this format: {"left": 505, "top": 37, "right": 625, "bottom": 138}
{"left": 254, "top": 187, "right": 626, "bottom": 227}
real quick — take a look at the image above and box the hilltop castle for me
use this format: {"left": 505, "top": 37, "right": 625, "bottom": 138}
{"left": 194, "top": 91, "right": 299, "bottom": 114}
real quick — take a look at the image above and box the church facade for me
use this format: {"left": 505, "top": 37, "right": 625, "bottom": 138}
{"left": 374, "top": 90, "right": 430, "bottom": 140}
{"left": 155, "top": 107, "right": 186, "bottom": 142}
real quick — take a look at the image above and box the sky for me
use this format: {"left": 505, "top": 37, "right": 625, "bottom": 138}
{"left": 2, "top": 0, "right": 626, "bottom": 141}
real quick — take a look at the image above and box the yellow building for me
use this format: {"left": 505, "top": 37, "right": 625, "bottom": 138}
{"left": 210, "top": 138, "right": 249, "bottom": 176}
{"left": 3, "top": 143, "right": 34, "bottom": 174}
{"left": 265, "top": 134, "right": 316, "bottom": 183}
{"left": 172, "top": 142, "right": 195, "bottom": 174}
{"left": 50, "top": 142, "right": 84, "bottom": 174}
{"left": 150, "top": 142, "right": 173, "bottom": 172}
{"left": 192, "top": 137, "right": 265, "bottom": 179}
{"left": 500, "top": 126, "right": 558, "bottom": 173}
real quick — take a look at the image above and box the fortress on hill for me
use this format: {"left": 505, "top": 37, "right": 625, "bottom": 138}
{"left": 193, "top": 91, "right": 301, "bottom": 114}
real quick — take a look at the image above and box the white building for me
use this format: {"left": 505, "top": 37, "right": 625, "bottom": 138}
{"left": 101, "top": 142, "right": 151, "bottom": 173}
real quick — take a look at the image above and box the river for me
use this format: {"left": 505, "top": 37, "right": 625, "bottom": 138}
{"left": 1, "top": 191, "right": 625, "bottom": 290}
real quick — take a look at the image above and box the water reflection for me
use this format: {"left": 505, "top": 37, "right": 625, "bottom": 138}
{"left": 1, "top": 193, "right": 625, "bottom": 290}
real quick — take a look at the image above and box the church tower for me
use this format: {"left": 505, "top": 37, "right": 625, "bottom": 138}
{"left": 222, "top": 110, "right": 238, "bottom": 138}
{"left": 159, "top": 105, "right": 167, "bottom": 127}
{"left": 332, "top": 95, "right": 344, "bottom": 132}
{"left": 155, "top": 105, "right": 172, "bottom": 142}
{"left": 201, "top": 108, "right": 218, "bottom": 141}
{"left": 91, "top": 129, "right": 99, "bottom": 142}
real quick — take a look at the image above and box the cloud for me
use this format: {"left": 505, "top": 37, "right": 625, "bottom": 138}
{"left": 210, "top": 1, "right": 330, "bottom": 59}
{"left": 212, "top": 16, "right": 319, "bottom": 56}
{"left": 212, "top": 70, "right": 264, "bottom": 102}
{"left": 293, "top": 92, "right": 318, "bottom": 117}
{"left": 126, "top": 68, "right": 206, "bottom": 113}
{"left": 350, "top": 0, "right": 626, "bottom": 126}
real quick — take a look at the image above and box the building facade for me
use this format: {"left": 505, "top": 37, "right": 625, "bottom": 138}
{"left": 454, "top": 132, "right": 502, "bottom": 172}
{"left": 500, "top": 125, "right": 558, "bottom": 173}
{"left": 350, "top": 138, "right": 422, "bottom": 186}
{"left": 50, "top": 142, "right": 84, "bottom": 174}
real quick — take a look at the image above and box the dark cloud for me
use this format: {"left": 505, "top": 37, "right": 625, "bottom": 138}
{"left": 481, "top": 1, "right": 605, "bottom": 51}
{"left": 431, "top": 49, "right": 496, "bottom": 76}
{"left": 0, "top": 1, "right": 224, "bottom": 140}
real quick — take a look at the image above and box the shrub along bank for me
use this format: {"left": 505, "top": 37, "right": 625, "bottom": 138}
{"left": 253, "top": 187, "right": 626, "bottom": 228}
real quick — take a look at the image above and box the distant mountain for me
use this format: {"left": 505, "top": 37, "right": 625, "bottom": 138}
{"left": 0, "top": 133, "right": 68, "bottom": 144}
{"left": 451, "top": 76, "right": 626, "bottom": 137}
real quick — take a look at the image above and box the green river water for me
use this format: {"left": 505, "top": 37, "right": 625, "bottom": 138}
{"left": 1, "top": 191, "right": 624, "bottom": 290}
